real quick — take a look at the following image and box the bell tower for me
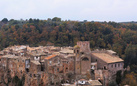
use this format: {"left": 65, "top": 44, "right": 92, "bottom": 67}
{"left": 77, "top": 41, "right": 90, "bottom": 52}
{"left": 74, "top": 45, "right": 80, "bottom": 55}
{"left": 74, "top": 41, "right": 91, "bottom": 75}
{"left": 74, "top": 45, "right": 81, "bottom": 74}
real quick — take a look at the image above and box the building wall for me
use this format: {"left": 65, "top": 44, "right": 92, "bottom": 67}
{"left": 77, "top": 41, "right": 90, "bottom": 52}
{"left": 8, "top": 59, "right": 17, "bottom": 78}
{"left": 1, "top": 58, "right": 8, "bottom": 69}
{"left": 108, "top": 62, "right": 124, "bottom": 75}
{"left": 16, "top": 58, "right": 26, "bottom": 78}
{"left": 91, "top": 54, "right": 107, "bottom": 69}
{"left": 68, "top": 57, "right": 75, "bottom": 73}
{"left": 30, "top": 62, "right": 41, "bottom": 74}
{"left": 75, "top": 61, "right": 81, "bottom": 74}
{"left": 81, "top": 57, "right": 91, "bottom": 74}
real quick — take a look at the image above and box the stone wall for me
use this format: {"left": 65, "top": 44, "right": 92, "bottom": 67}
{"left": 77, "top": 41, "right": 90, "bottom": 52}
{"left": 91, "top": 54, "right": 107, "bottom": 69}
{"left": 81, "top": 56, "right": 91, "bottom": 75}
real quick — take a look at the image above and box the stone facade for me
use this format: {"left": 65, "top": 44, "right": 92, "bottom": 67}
{"left": 0, "top": 41, "right": 124, "bottom": 86}
{"left": 91, "top": 49, "right": 124, "bottom": 86}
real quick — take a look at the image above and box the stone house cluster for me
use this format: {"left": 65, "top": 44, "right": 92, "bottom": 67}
{"left": 0, "top": 41, "right": 124, "bottom": 86}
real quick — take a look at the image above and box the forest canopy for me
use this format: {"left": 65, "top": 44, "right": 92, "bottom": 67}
{"left": 1, "top": 17, "right": 137, "bottom": 70}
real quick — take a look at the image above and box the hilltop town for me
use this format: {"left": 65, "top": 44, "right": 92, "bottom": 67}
{"left": 0, "top": 41, "right": 124, "bottom": 86}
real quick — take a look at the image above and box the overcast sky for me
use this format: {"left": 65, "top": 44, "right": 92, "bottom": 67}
{"left": 0, "top": 0, "right": 137, "bottom": 22}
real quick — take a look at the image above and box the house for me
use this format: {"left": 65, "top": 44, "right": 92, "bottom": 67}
{"left": 91, "top": 49, "right": 124, "bottom": 86}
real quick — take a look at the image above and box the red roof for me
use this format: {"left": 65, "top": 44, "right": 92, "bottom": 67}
{"left": 45, "top": 55, "right": 56, "bottom": 60}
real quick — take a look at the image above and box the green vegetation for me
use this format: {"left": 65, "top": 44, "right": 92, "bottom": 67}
{"left": 12, "top": 75, "right": 25, "bottom": 86}
{"left": 1, "top": 17, "right": 137, "bottom": 85}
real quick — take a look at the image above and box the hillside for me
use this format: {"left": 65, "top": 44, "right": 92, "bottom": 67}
{"left": 1, "top": 17, "right": 137, "bottom": 71}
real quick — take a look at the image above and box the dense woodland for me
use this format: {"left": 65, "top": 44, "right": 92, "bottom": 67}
{"left": 1, "top": 17, "right": 137, "bottom": 85}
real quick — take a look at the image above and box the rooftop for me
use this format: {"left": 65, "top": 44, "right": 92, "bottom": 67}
{"left": 45, "top": 55, "right": 57, "bottom": 60}
{"left": 0, "top": 51, "right": 4, "bottom": 55}
{"left": 27, "top": 46, "right": 42, "bottom": 51}
{"left": 107, "top": 50, "right": 116, "bottom": 54}
{"left": 1, "top": 54, "right": 19, "bottom": 59}
{"left": 88, "top": 80, "right": 102, "bottom": 86}
{"left": 92, "top": 52, "right": 123, "bottom": 63}
{"left": 27, "top": 52, "right": 47, "bottom": 56}
{"left": 60, "top": 49, "right": 74, "bottom": 54}
{"left": 8, "top": 45, "right": 27, "bottom": 51}
{"left": 31, "top": 60, "right": 41, "bottom": 65}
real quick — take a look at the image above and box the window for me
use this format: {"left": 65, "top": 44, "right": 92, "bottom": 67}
{"left": 34, "top": 74, "right": 36, "bottom": 77}
{"left": 66, "top": 67, "right": 68, "bottom": 72}
{"left": 104, "top": 66, "right": 107, "bottom": 70}
{"left": 57, "top": 68, "right": 59, "bottom": 72}
{"left": 111, "top": 64, "right": 113, "bottom": 68}
{"left": 26, "top": 68, "right": 29, "bottom": 72}
{"left": 41, "top": 66, "right": 44, "bottom": 71}
{"left": 81, "top": 52, "right": 84, "bottom": 54}
{"left": 82, "top": 57, "right": 89, "bottom": 61}
{"left": 118, "top": 64, "right": 120, "bottom": 67}
{"left": 77, "top": 50, "right": 79, "bottom": 53}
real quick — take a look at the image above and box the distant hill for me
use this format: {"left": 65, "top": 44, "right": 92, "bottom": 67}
{"left": 1, "top": 17, "right": 137, "bottom": 70}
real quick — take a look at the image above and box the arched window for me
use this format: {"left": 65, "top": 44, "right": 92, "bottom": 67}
{"left": 77, "top": 50, "right": 79, "bottom": 53}
{"left": 82, "top": 57, "right": 89, "bottom": 61}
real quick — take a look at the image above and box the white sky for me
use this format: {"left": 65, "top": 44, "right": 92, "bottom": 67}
{"left": 0, "top": 0, "right": 137, "bottom": 22}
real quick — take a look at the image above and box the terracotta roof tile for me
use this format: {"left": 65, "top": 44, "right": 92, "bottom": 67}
{"left": 92, "top": 53, "right": 123, "bottom": 63}
{"left": 45, "top": 55, "right": 57, "bottom": 60}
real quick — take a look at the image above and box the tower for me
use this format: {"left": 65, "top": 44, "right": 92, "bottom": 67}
{"left": 74, "top": 41, "right": 91, "bottom": 76}
{"left": 74, "top": 45, "right": 81, "bottom": 74}
{"left": 77, "top": 41, "right": 90, "bottom": 52}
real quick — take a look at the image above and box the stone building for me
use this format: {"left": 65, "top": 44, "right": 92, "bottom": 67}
{"left": 0, "top": 55, "right": 26, "bottom": 78}
{"left": 74, "top": 41, "right": 91, "bottom": 76}
{"left": 91, "top": 49, "right": 124, "bottom": 86}
{"left": 0, "top": 41, "right": 124, "bottom": 86}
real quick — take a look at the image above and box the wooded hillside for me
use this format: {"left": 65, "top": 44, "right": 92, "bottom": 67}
{"left": 1, "top": 17, "right": 137, "bottom": 71}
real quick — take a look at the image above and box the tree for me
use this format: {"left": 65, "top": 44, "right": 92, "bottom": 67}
{"left": 12, "top": 75, "right": 25, "bottom": 86}
{"left": 116, "top": 70, "right": 122, "bottom": 85}
{"left": 1, "top": 18, "right": 8, "bottom": 23}
{"left": 52, "top": 17, "right": 61, "bottom": 22}
{"left": 120, "top": 73, "right": 137, "bottom": 86}
{"left": 108, "top": 81, "right": 117, "bottom": 86}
